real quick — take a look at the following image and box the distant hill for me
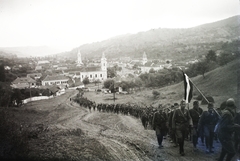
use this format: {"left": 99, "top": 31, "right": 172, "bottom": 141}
{"left": 0, "top": 46, "right": 63, "bottom": 57}
{"left": 57, "top": 15, "right": 240, "bottom": 62}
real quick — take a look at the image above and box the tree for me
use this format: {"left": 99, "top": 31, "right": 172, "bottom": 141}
{"left": 103, "top": 79, "right": 115, "bottom": 89}
{"left": 107, "top": 67, "right": 117, "bottom": 78}
{"left": 132, "top": 64, "right": 138, "bottom": 70}
{"left": 152, "top": 90, "right": 160, "bottom": 99}
{"left": 196, "top": 61, "right": 209, "bottom": 78}
{"left": 11, "top": 89, "right": 23, "bottom": 107}
{"left": 93, "top": 79, "right": 101, "bottom": 86}
{"left": 217, "top": 52, "right": 236, "bottom": 66}
{"left": 0, "top": 64, "right": 5, "bottom": 82}
{"left": 149, "top": 68, "right": 155, "bottom": 73}
{"left": 206, "top": 50, "right": 217, "bottom": 62}
{"left": 82, "top": 77, "right": 90, "bottom": 86}
{"left": 134, "top": 78, "right": 143, "bottom": 90}
{"left": 0, "top": 82, "right": 12, "bottom": 107}
{"left": 119, "top": 81, "right": 130, "bottom": 91}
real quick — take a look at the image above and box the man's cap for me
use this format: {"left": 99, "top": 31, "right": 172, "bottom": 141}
{"left": 174, "top": 103, "right": 179, "bottom": 106}
{"left": 193, "top": 101, "right": 199, "bottom": 106}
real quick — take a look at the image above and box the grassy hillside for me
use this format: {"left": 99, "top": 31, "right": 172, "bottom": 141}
{"left": 152, "top": 59, "right": 239, "bottom": 109}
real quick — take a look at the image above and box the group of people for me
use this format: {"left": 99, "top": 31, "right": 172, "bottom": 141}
{"left": 152, "top": 98, "right": 240, "bottom": 161}
{"left": 73, "top": 96, "right": 240, "bottom": 161}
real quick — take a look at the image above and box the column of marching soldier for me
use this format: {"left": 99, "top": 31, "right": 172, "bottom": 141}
{"left": 73, "top": 96, "right": 240, "bottom": 161}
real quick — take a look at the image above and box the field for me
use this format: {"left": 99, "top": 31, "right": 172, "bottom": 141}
{"left": 0, "top": 60, "right": 239, "bottom": 161}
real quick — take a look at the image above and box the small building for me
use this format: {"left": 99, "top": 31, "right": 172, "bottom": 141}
{"left": 42, "top": 75, "right": 69, "bottom": 86}
{"left": 4, "top": 66, "right": 11, "bottom": 71}
{"left": 11, "top": 77, "right": 36, "bottom": 89}
{"left": 27, "top": 73, "right": 42, "bottom": 80}
{"left": 35, "top": 65, "right": 42, "bottom": 71}
{"left": 38, "top": 60, "right": 50, "bottom": 65}
{"left": 140, "top": 62, "right": 164, "bottom": 73}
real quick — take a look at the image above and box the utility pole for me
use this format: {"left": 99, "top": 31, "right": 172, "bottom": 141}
{"left": 28, "top": 82, "right": 32, "bottom": 104}
{"left": 111, "top": 82, "right": 115, "bottom": 102}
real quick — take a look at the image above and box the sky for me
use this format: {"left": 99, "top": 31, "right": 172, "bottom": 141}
{"left": 0, "top": 0, "right": 239, "bottom": 52}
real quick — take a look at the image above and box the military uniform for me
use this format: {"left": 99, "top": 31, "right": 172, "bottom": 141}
{"left": 172, "top": 103, "right": 192, "bottom": 156}
{"left": 217, "top": 98, "right": 240, "bottom": 161}
{"left": 152, "top": 110, "right": 168, "bottom": 148}
{"left": 189, "top": 103, "right": 203, "bottom": 149}
{"left": 198, "top": 104, "right": 218, "bottom": 153}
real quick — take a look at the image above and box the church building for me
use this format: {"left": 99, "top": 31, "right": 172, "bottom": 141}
{"left": 78, "top": 52, "right": 107, "bottom": 82}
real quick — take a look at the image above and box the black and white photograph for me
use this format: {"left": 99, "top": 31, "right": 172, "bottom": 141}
{"left": 0, "top": 0, "right": 239, "bottom": 160}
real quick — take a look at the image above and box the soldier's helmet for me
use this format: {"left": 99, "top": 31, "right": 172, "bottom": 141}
{"left": 226, "top": 98, "right": 236, "bottom": 108}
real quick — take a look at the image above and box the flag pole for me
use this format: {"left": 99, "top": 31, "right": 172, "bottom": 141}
{"left": 178, "top": 67, "right": 221, "bottom": 117}
{"left": 188, "top": 78, "right": 221, "bottom": 118}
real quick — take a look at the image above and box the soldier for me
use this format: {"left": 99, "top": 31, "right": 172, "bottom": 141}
{"left": 152, "top": 105, "right": 168, "bottom": 148}
{"left": 172, "top": 100, "right": 193, "bottom": 156}
{"left": 234, "top": 112, "right": 240, "bottom": 161}
{"left": 189, "top": 101, "right": 203, "bottom": 151}
{"left": 168, "top": 103, "right": 179, "bottom": 147}
{"left": 141, "top": 109, "right": 148, "bottom": 129}
{"left": 198, "top": 102, "right": 219, "bottom": 153}
{"left": 217, "top": 98, "right": 240, "bottom": 161}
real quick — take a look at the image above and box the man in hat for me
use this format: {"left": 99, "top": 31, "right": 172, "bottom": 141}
{"left": 198, "top": 102, "right": 219, "bottom": 153}
{"left": 217, "top": 98, "right": 240, "bottom": 161}
{"left": 189, "top": 101, "right": 203, "bottom": 151}
{"left": 172, "top": 100, "right": 193, "bottom": 156}
{"left": 152, "top": 105, "right": 168, "bottom": 148}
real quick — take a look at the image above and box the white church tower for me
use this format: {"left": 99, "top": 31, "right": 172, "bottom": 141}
{"left": 77, "top": 49, "right": 83, "bottom": 66}
{"left": 101, "top": 52, "right": 107, "bottom": 71}
{"left": 142, "top": 52, "right": 147, "bottom": 65}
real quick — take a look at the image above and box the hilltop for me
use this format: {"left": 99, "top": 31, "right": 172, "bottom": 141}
{"left": 57, "top": 15, "right": 240, "bottom": 62}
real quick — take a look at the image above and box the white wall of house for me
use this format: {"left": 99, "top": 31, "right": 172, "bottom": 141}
{"left": 140, "top": 66, "right": 163, "bottom": 73}
{"left": 42, "top": 79, "right": 69, "bottom": 86}
{"left": 80, "top": 71, "right": 107, "bottom": 82}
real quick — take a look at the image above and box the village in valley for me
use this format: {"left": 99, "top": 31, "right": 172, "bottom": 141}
{"left": 3, "top": 48, "right": 190, "bottom": 105}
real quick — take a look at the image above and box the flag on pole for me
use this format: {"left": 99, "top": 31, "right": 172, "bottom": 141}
{"left": 183, "top": 72, "right": 193, "bottom": 103}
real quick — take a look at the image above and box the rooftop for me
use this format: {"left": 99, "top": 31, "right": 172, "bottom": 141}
{"left": 42, "top": 75, "right": 69, "bottom": 81}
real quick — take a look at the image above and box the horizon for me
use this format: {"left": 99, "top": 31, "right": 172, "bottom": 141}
{"left": 0, "top": 0, "right": 239, "bottom": 53}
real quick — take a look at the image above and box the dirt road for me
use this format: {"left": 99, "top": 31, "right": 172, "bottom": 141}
{"left": 10, "top": 89, "right": 225, "bottom": 161}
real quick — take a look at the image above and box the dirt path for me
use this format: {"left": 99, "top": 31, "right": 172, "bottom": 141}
{"left": 10, "top": 89, "right": 228, "bottom": 161}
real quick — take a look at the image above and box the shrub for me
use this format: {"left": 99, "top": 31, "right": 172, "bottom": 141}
{"left": 152, "top": 90, "right": 160, "bottom": 99}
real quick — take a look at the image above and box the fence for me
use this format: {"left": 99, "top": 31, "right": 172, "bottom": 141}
{"left": 22, "top": 91, "right": 65, "bottom": 104}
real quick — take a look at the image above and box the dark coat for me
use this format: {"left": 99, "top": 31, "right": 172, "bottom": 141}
{"left": 152, "top": 111, "right": 168, "bottom": 135}
{"left": 218, "top": 109, "right": 236, "bottom": 152}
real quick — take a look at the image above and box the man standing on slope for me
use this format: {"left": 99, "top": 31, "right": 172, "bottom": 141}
{"left": 152, "top": 105, "right": 168, "bottom": 149}
{"left": 168, "top": 103, "right": 179, "bottom": 147}
{"left": 172, "top": 100, "right": 193, "bottom": 156}
{"left": 217, "top": 98, "right": 240, "bottom": 161}
{"left": 198, "top": 102, "right": 219, "bottom": 153}
{"left": 189, "top": 101, "right": 203, "bottom": 151}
